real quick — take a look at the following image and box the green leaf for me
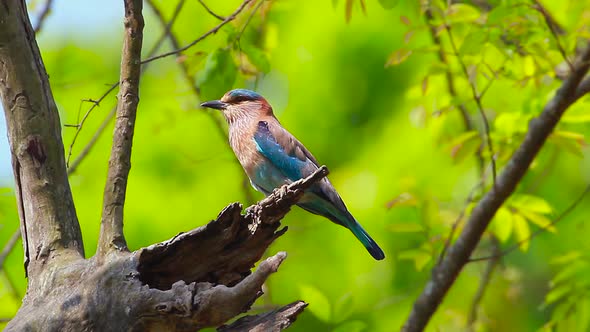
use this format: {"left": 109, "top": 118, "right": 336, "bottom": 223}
{"left": 378, "top": 0, "right": 399, "bottom": 10}
{"left": 545, "top": 283, "right": 573, "bottom": 305}
{"left": 333, "top": 320, "right": 368, "bottom": 332}
{"left": 448, "top": 131, "right": 481, "bottom": 163}
{"left": 385, "top": 49, "right": 412, "bottom": 67}
{"left": 333, "top": 293, "right": 354, "bottom": 323}
{"left": 492, "top": 207, "right": 513, "bottom": 243}
{"left": 513, "top": 213, "right": 530, "bottom": 251}
{"left": 242, "top": 44, "right": 271, "bottom": 73}
{"left": 398, "top": 249, "right": 432, "bottom": 271}
{"left": 459, "top": 33, "right": 488, "bottom": 55}
{"left": 196, "top": 48, "right": 237, "bottom": 101}
{"left": 510, "top": 194, "right": 553, "bottom": 214}
{"left": 446, "top": 3, "right": 480, "bottom": 23}
{"left": 551, "top": 251, "right": 583, "bottom": 265}
{"left": 550, "top": 261, "right": 587, "bottom": 287}
{"left": 300, "top": 285, "right": 332, "bottom": 323}
{"left": 518, "top": 209, "right": 556, "bottom": 233}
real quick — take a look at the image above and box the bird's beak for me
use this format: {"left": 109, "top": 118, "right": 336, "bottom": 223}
{"left": 200, "top": 100, "right": 228, "bottom": 110}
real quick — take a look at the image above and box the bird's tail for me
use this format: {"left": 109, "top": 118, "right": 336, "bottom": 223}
{"left": 343, "top": 212, "right": 385, "bottom": 260}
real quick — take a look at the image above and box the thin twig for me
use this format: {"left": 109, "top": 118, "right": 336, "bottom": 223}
{"left": 467, "top": 236, "right": 500, "bottom": 331}
{"left": 0, "top": 230, "right": 20, "bottom": 271}
{"left": 65, "top": 83, "right": 118, "bottom": 167}
{"left": 141, "top": 0, "right": 254, "bottom": 65}
{"left": 198, "top": 0, "right": 225, "bottom": 20}
{"left": 532, "top": 0, "right": 572, "bottom": 70}
{"left": 446, "top": 25, "right": 498, "bottom": 186}
{"left": 469, "top": 184, "right": 590, "bottom": 263}
{"left": 146, "top": 0, "right": 257, "bottom": 205}
{"left": 67, "top": 0, "right": 186, "bottom": 175}
{"left": 33, "top": 0, "right": 54, "bottom": 34}
{"left": 424, "top": 6, "right": 472, "bottom": 133}
{"left": 97, "top": 0, "right": 144, "bottom": 256}
{"left": 402, "top": 41, "right": 590, "bottom": 332}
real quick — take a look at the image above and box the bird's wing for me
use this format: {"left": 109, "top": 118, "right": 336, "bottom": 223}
{"left": 253, "top": 120, "right": 319, "bottom": 181}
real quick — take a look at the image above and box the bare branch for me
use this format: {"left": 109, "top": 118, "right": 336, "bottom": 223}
{"left": 0, "top": 230, "right": 20, "bottom": 271}
{"left": 424, "top": 6, "right": 473, "bottom": 133}
{"left": 67, "top": 0, "right": 185, "bottom": 175}
{"left": 469, "top": 184, "right": 590, "bottom": 263}
{"left": 33, "top": 0, "right": 54, "bottom": 34}
{"left": 532, "top": 0, "right": 571, "bottom": 69}
{"left": 0, "top": 0, "right": 84, "bottom": 284}
{"left": 198, "top": 0, "right": 225, "bottom": 20}
{"left": 402, "top": 41, "right": 590, "bottom": 332}
{"left": 218, "top": 301, "right": 308, "bottom": 332}
{"left": 142, "top": 0, "right": 254, "bottom": 64}
{"left": 97, "top": 0, "right": 144, "bottom": 256}
{"left": 138, "top": 166, "right": 328, "bottom": 289}
{"left": 65, "top": 83, "right": 118, "bottom": 167}
{"left": 446, "top": 25, "right": 498, "bottom": 186}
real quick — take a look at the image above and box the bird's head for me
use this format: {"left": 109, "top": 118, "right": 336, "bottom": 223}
{"left": 200, "top": 89, "right": 273, "bottom": 124}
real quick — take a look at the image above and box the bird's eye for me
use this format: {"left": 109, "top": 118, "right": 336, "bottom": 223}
{"left": 229, "top": 96, "right": 251, "bottom": 103}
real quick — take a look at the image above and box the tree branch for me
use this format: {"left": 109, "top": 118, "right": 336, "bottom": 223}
{"left": 218, "top": 300, "right": 308, "bottom": 332}
{"left": 401, "top": 41, "right": 590, "bottom": 332}
{"left": 467, "top": 236, "right": 500, "bottom": 331}
{"left": 198, "top": 0, "right": 225, "bottom": 21}
{"left": 97, "top": 0, "right": 144, "bottom": 256}
{"left": 33, "top": 0, "right": 54, "bottom": 34}
{"left": 146, "top": 0, "right": 256, "bottom": 204}
{"left": 141, "top": 0, "right": 254, "bottom": 64}
{"left": 0, "top": 0, "right": 84, "bottom": 285}
{"left": 0, "top": 230, "right": 21, "bottom": 271}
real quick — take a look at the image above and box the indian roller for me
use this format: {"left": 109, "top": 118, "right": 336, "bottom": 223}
{"left": 201, "top": 89, "right": 385, "bottom": 260}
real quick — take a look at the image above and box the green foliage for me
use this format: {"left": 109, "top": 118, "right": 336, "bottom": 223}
{"left": 2, "top": 0, "right": 590, "bottom": 331}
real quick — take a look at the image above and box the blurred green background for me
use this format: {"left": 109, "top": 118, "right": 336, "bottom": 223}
{"left": 1, "top": 0, "right": 590, "bottom": 331}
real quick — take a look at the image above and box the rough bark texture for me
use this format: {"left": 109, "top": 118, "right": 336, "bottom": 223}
{"left": 0, "top": 0, "right": 84, "bottom": 292}
{"left": 0, "top": 0, "right": 315, "bottom": 330}
{"left": 218, "top": 301, "right": 308, "bottom": 332}
{"left": 98, "top": 0, "right": 144, "bottom": 256}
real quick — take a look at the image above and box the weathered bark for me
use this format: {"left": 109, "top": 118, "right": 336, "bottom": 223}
{"left": 0, "top": 0, "right": 84, "bottom": 293}
{"left": 0, "top": 0, "right": 314, "bottom": 330}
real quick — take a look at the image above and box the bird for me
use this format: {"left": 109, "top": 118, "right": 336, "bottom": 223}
{"left": 201, "top": 89, "right": 385, "bottom": 260}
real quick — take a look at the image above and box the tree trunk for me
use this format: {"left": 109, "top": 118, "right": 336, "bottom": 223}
{"left": 0, "top": 0, "right": 314, "bottom": 330}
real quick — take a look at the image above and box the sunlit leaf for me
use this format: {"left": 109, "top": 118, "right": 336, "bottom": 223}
{"left": 518, "top": 209, "right": 556, "bottom": 233}
{"left": 513, "top": 213, "right": 530, "bottom": 251}
{"left": 510, "top": 194, "right": 553, "bottom": 214}
{"left": 446, "top": 3, "right": 480, "bottom": 23}
{"left": 398, "top": 249, "right": 432, "bottom": 271}
{"left": 550, "top": 261, "right": 587, "bottom": 287}
{"left": 492, "top": 207, "right": 513, "bottom": 242}
{"left": 551, "top": 251, "right": 583, "bottom": 265}
{"left": 459, "top": 33, "right": 487, "bottom": 55}
{"left": 545, "top": 283, "right": 573, "bottom": 305}
{"left": 300, "top": 285, "right": 331, "bottom": 322}
{"left": 385, "top": 49, "right": 412, "bottom": 67}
